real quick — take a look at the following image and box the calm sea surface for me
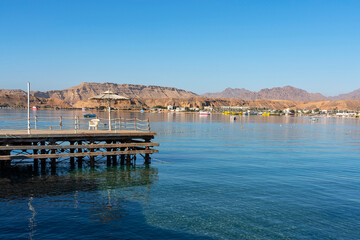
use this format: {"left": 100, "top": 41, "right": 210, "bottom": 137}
{"left": 0, "top": 110, "right": 359, "bottom": 239}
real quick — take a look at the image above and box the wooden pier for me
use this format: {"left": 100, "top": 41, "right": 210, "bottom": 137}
{"left": 0, "top": 129, "right": 159, "bottom": 172}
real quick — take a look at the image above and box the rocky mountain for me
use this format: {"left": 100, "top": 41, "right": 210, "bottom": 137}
{"left": 0, "top": 89, "right": 26, "bottom": 95}
{"left": 203, "top": 86, "right": 327, "bottom": 101}
{"left": 329, "top": 89, "right": 360, "bottom": 101}
{"left": 0, "top": 94, "right": 71, "bottom": 108}
{"left": 32, "top": 82, "right": 198, "bottom": 105}
{"left": 202, "top": 88, "right": 257, "bottom": 100}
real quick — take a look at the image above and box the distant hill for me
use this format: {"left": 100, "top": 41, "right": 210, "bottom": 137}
{"left": 0, "top": 94, "right": 71, "bottom": 108}
{"left": 203, "top": 86, "right": 327, "bottom": 101}
{"left": 0, "top": 89, "right": 26, "bottom": 95}
{"left": 203, "top": 88, "right": 258, "bottom": 100}
{"left": 330, "top": 89, "right": 360, "bottom": 100}
{"left": 32, "top": 82, "right": 198, "bottom": 105}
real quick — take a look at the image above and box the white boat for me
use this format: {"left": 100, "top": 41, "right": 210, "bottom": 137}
{"left": 199, "top": 111, "right": 211, "bottom": 116}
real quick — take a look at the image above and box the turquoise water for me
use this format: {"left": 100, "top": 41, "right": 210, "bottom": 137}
{"left": 0, "top": 110, "right": 360, "bottom": 239}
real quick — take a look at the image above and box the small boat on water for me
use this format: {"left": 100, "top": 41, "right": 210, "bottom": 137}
{"left": 32, "top": 106, "right": 38, "bottom": 111}
{"left": 199, "top": 111, "right": 211, "bottom": 116}
{"left": 84, "top": 113, "right": 96, "bottom": 118}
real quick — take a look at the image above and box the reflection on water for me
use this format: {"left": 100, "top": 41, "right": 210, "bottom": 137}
{"left": 0, "top": 165, "right": 158, "bottom": 199}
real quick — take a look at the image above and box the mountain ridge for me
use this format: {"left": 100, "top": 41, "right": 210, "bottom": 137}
{"left": 32, "top": 82, "right": 199, "bottom": 105}
{"left": 202, "top": 86, "right": 328, "bottom": 101}
{"left": 1, "top": 83, "right": 360, "bottom": 103}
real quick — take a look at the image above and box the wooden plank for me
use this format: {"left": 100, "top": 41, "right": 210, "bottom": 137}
{"left": 0, "top": 149, "right": 158, "bottom": 160}
{"left": 0, "top": 129, "right": 157, "bottom": 138}
{"left": 0, "top": 136, "right": 155, "bottom": 145}
{"left": 0, "top": 142, "right": 160, "bottom": 151}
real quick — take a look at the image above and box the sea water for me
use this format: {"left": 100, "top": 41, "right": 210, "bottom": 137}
{"left": 0, "top": 110, "right": 359, "bottom": 239}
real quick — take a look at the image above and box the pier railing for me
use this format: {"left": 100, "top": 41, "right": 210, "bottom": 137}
{"left": 0, "top": 116, "right": 151, "bottom": 132}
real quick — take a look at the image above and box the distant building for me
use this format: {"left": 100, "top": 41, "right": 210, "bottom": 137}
{"left": 167, "top": 105, "right": 173, "bottom": 110}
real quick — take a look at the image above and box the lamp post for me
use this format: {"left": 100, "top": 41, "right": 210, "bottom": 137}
{"left": 27, "top": 81, "right": 30, "bottom": 134}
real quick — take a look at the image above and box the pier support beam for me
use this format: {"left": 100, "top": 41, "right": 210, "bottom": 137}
{"left": 33, "top": 147, "right": 38, "bottom": 174}
{"left": 120, "top": 147, "right": 125, "bottom": 165}
{"left": 144, "top": 153, "right": 151, "bottom": 164}
{"left": 50, "top": 142, "right": 56, "bottom": 174}
{"left": 40, "top": 141, "right": 46, "bottom": 173}
{"left": 70, "top": 141, "right": 75, "bottom": 169}
{"left": 106, "top": 141, "right": 111, "bottom": 166}
{"left": 90, "top": 141, "right": 95, "bottom": 168}
{"left": 77, "top": 141, "right": 83, "bottom": 168}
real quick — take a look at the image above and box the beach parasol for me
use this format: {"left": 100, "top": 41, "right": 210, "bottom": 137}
{"left": 90, "top": 91, "right": 129, "bottom": 130}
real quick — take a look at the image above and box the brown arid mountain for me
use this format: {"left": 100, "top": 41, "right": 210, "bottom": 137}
{"left": 297, "top": 100, "right": 360, "bottom": 111}
{"left": 0, "top": 94, "right": 71, "bottom": 108}
{"left": 2, "top": 92, "right": 360, "bottom": 111}
{"left": 202, "top": 88, "right": 257, "bottom": 100}
{"left": 329, "top": 89, "right": 360, "bottom": 101}
{"left": 257, "top": 86, "right": 327, "bottom": 101}
{"left": 0, "top": 89, "right": 26, "bottom": 95}
{"left": 32, "top": 82, "right": 198, "bottom": 105}
{"left": 203, "top": 86, "right": 327, "bottom": 101}
{"left": 2, "top": 83, "right": 360, "bottom": 110}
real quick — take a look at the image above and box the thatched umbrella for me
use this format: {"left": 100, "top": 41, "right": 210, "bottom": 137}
{"left": 90, "top": 91, "right": 129, "bottom": 130}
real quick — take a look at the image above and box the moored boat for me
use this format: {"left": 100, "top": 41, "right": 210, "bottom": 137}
{"left": 199, "top": 111, "right": 211, "bottom": 116}
{"left": 84, "top": 113, "right": 96, "bottom": 118}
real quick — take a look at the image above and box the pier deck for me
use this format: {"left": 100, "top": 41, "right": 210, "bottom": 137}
{"left": 0, "top": 129, "right": 159, "bottom": 171}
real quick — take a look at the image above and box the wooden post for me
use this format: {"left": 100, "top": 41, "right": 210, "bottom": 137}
{"left": 70, "top": 141, "right": 75, "bottom": 169}
{"left": 112, "top": 147, "right": 117, "bottom": 165}
{"left": 90, "top": 141, "right": 95, "bottom": 168}
{"left": 50, "top": 141, "right": 56, "bottom": 173}
{"left": 40, "top": 141, "right": 46, "bottom": 173}
{"left": 77, "top": 141, "right": 83, "bottom": 168}
{"left": 33, "top": 148, "right": 38, "bottom": 173}
{"left": 126, "top": 147, "right": 131, "bottom": 165}
{"left": 120, "top": 147, "right": 125, "bottom": 165}
{"left": 144, "top": 146, "right": 151, "bottom": 164}
{"left": 147, "top": 118, "right": 150, "bottom": 131}
{"left": 144, "top": 138, "right": 151, "bottom": 164}
{"left": 106, "top": 141, "right": 111, "bottom": 166}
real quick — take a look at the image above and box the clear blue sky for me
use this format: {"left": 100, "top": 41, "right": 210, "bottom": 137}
{"left": 0, "top": 0, "right": 359, "bottom": 96}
